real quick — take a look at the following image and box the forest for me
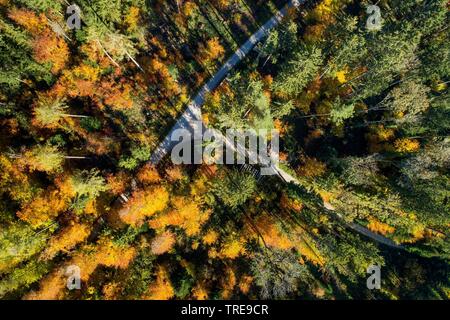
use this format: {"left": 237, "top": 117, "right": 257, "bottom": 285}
{"left": 0, "top": 0, "right": 449, "bottom": 300}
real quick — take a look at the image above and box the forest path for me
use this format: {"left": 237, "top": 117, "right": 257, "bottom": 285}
{"left": 149, "top": 0, "right": 303, "bottom": 164}
{"left": 148, "top": 0, "right": 403, "bottom": 250}
{"left": 271, "top": 166, "right": 404, "bottom": 249}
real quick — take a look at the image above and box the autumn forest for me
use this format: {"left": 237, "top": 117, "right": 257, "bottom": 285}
{"left": 0, "top": 0, "right": 449, "bottom": 300}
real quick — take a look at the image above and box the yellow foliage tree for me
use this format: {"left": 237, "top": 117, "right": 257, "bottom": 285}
{"left": 137, "top": 164, "right": 161, "bottom": 184}
{"left": 198, "top": 37, "right": 225, "bottom": 65}
{"left": 119, "top": 186, "right": 169, "bottom": 226}
{"left": 253, "top": 215, "right": 294, "bottom": 250}
{"left": 144, "top": 266, "right": 174, "bottom": 300}
{"left": 24, "top": 268, "right": 66, "bottom": 300}
{"left": 367, "top": 218, "right": 395, "bottom": 236}
{"left": 394, "top": 138, "right": 420, "bottom": 153}
{"left": 69, "top": 238, "right": 136, "bottom": 282}
{"left": 202, "top": 229, "right": 219, "bottom": 245}
{"left": 124, "top": 6, "right": 140, "bottom": 32}
{"left": 218, "top": 236, "right": 246, "bottom": 259}
{"left": 41, "top": 223, "right": 91, "bottom": 260}
{"left": 192, "top": 282, "right": 209, "bottom": 300}
{"left": 102, "top": 282, "right": 121, "bottom": 300}
{"left": 17, "top": 189, "right": 69, "bottom": 228}
{"left": 0, "top": 155, "right": 34, "bottom": 203}
{"left": 149, "top": 197, "right": 210, "bottom": 236}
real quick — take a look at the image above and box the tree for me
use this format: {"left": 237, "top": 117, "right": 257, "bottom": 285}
{"left": 137, "top": 164, "right": 161, "bottom": 184}
{"left": 41, "top": 223, "right": 91, "bottom": 260}
{"left": 322, "top": 15, "right": 367, "bottom": 78}
{"left": 197, "top": 37, "right": 225, "bottom": 66}
{"left": 23, "top": 268, "right": 66, "bottom": 300}
{"left": 0, "top": 222, "right": 52, "bottom": 273}
{"left": 0, "top": 260, "right": 50, "bottom": 298}
{"left": 355, "top": 23, "right": 420, "bottom": 99}
{"left": 65, "top": 170, "right": 109, "bottom": 214}
{"left": 33, "top": 96, "right": 88, "bottom": 129}
{"left": 0, "top": 12, "right": 52, "bottom": 94}
{"left": 0, "top": 154, "right": 35, "bottom": 203}
{"left": 253, "top": 214, "right": 293, "bottom": 250}
{"left": 143, "top": 266, "right": 175, "bottom": 300}
{"left": 272, "top": 45, "right": 322, "bottom": 98}
{"left": 69, "top": 170, "right": 108, "bottom": 200}
{"left": 217, "top": 236, "right": 246, "bottom": 259}
{"left": 336, "top": 154, "right": 382, "bottom": 188}
{"left": 19, "top": 144, "right": 64, "bottom": 174}
{"left": 212, "top": 170, "right": 256, "bottom": 208}
{"left": 250, "top": 248, "right": 312, "bottom": 299}
{"left": 394, "top": 138, "right": 420, "bottom": 153}
{"left": 383, "top": 80, "right": 430, "bottom": 125}
{"left": 329, "top": 98, "right": 355, "bottom": 126}
{"left": 257, "top": 20, "right": 298, "bottom": 65}
{"left": 215, "top": 75, "right": 272, "bottom": 130}
{"left": 17, "top": 188, "right": 68, "bottom": 227}
{"left": 321, "top": 233, "right": 385, "bottom": 283}
{"left": 12, "top": 0, "right": 62, "bottom": 12}
{"left": 150, "top": 230, "right": 176, "bottom": 255}
{"left": 32, "top": 32, "right": 69, "bottom": 74}
{"left": 149, "top": 197, "right": 210, "bottom": 236}
{"left": 119, "top": 186, "right": 170, "bottom": 226}
{"left": 7, "top": 8, "right": 69, "bottom": 74}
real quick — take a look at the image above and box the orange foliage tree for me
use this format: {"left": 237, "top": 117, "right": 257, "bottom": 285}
{"left": 24, "top": 268, "right": 66, "bottom": 300}
{"left": 252, "top": 215, "right": 294, "bottom": 250}
{"left": 17, "top": 188, "right": 69, "bottom": 228}
{"left": 119, "top": 186, "right": 170, "bottom": 226}
{"left": 8, "top": 8, "right": 69, "bottom": 74}
{"left": 150, "top": 230, "right": 176, "bottom": 255}
{"left": 220, "top": 266, "right": 237, "bottom": 299}
{"left": 0, "top": 155, "right": 34, "bottom": 203}
{"left": 41, "top": 223, "right": 92, "bottom": 260}
{"left": 367, "top": 218, "right": 395, "bottom": 236}
{"left": 137, "top": 164, "right": 161, "bottom": 184}
{"left": 192, "top": 282, "right": 209, "bottom": 300}
{"left": 69, "top": 237, "right": 137, "bottom": 282}
{"left": 26, "top": 237, "right": 136, "bottom": 300}
{"left": 198, "top": 37, "right": 225, "bottom": 65}
{"left": 149, "top": 196, "right": 210, "bottom": 236}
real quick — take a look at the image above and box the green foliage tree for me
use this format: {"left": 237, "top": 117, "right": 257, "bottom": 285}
{"left": 330, "top": 98, "right": 355, "bottom": 126}
{"left": 69, "top": 169, "right": 109, "bottom": 212}
{"left": 0, "top": 222, "right": 53, "bottom": 273}
{"left": 250, "top": 248, "right": 312, "bottom": 299}
{"left": 212, "top": 169, "right": 256, "bottom": 209}
{"left": 321, "top": 233, "right": 385, "bottom": 283}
